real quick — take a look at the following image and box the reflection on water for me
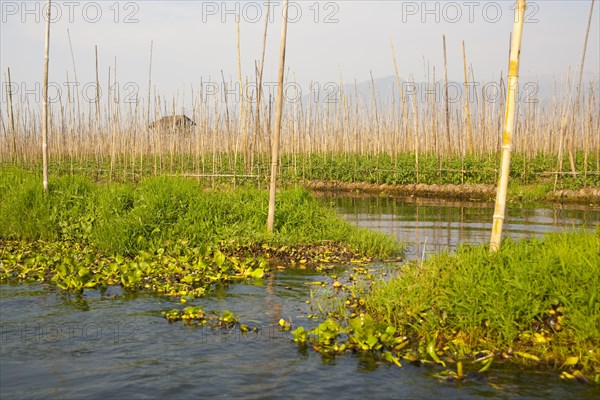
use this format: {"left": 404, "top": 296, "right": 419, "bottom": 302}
{"left": 327, "top": 196, "right": 600, "bottom": 260}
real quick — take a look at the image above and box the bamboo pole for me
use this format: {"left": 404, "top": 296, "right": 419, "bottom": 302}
{"left": 67, "top": 29, "right": 81, "bottom": 130}
{"left": 42, "top": 0, "right": 51, "bottom": 192}
{"left": 7, "top": 68, "right": 16, "bottom": 161}
{"left": 490, "top": 0, "right": 526, "bottom": 253}
{"left": 267, "top": 0, "right": 289, "bottom": 233}
{"left": 390, "top": 40, "right": 410, "bottom": 149}
{"left": 255, "top": 0, "right": 270, "bottom": 157}
{"left": 95, "top": 46, "right": 100, "bottom": 128}
{"left": 574, "top": 0, "right": 596, "bottom": 183}
{"left": 236, "top": 15, "right": 248, "bottom": 169}
{"left": 147, "top": 41, "right": 153, "bottom": 127}
{"left": 462, "top": 41, "right": 474, "bottom": 155}
{"left": 442, "top": 35, "right": 451, "bottom": 154}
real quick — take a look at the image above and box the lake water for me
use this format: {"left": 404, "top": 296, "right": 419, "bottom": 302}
{"left": 2, "top": 197, "right": 599, "bottom": 399}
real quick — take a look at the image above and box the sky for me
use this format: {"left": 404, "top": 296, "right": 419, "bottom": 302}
{"left": 1, "top": 0, "right": 599, "bottom": 113}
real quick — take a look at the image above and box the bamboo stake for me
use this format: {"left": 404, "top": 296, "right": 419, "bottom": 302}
{"left": 462, "top": 41, "right": 473, "bottom": 155}
{"left": 442, "top": 35, "right": 451, "bottom": 154}
{"left": 490, "top": 0, "right": 526, "bottom": 253}
{"left": 267, "top": 0, "right": 289, "bottom": 233}
{"left": 67, "top": 29, "right": 81, "bottom": 130}
{"left": 255, "top": 0, "right": 270, "bottom": 157}
{"left": 236, "top": 15, "right": 248, "bottom": 170}
{"left": 95, "top": 45, "right": 100, "bottom": 128}
{"left": 573, "top": 0, "right": 596, "bottom": 181}
{"left": 42, "top": 0, "right": 51, "bottom": 192}
{"left": 147, "top": 41, "right": 153, "bottom": 127}
{"left": 390, "top": 40, "right": 410, "bottom": 149}
{"left": 576, "top": 0, "right": 595, "bottom": 106}
{"left": 7, "top": 68, "right": 16, "bottom": 161}
{"left": 409, "top": 75, "right": 419, "bottom": 182}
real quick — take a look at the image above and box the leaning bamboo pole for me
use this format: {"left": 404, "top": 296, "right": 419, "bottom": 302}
{"left": 42, "top": 0, "right": 51, "bottom": 192}
{"left": 490, "top": 0, "right": 526, "bottom": 253}
{"left": 267, "top": 0, "right": 289, "bottom": 233}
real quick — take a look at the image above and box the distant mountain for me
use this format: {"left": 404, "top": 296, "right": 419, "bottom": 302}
{"left": 301, "top": 72, "right": 599, "bottom": 110}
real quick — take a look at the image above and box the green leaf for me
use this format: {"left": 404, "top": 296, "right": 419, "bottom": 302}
{"left": 562, "top": 356, "right": 579, "bottom": 367}
{"left": 213, "top": 251, "right": 226, "bottom": 267}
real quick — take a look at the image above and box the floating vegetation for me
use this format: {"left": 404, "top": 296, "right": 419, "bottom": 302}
{"left": 162, "top": 307, "right": 255, "bottom": 335}
{"left": 0, "top": 239, "right": 267, "bottom": 299}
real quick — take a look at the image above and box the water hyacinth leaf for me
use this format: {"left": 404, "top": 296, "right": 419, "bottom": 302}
{"left": 212, "top": 251, "right": 226, "bottom": 267}
{"left": 427, "top": 341, "right": 446, "bottom": 367}
{"left": 365, "top": 335, "right": 378, "bottom": 350}
{"left": 513, "top": 352, "right": 540, "bottom": 362}
{"left": 562, "top": 356, "right": 579, "bottom": 367}
{"left": 221, "top": 310, "right": 237, "bottom": 324}
{"left": 249, "top": 268, "right": 264, "bottom": 279}
{"left": 478, "top": 358, "right": 493, "bottom": 373}
{"left": 292, "top": 326, "right": 307, "bottom": 343}
{"left": 383, "top": 351, "right": 402, "bottom": 368}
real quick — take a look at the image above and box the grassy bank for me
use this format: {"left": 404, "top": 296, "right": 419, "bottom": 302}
{"left": 0, "top": 169, "right": 400, "bottom": 297}
{"left": 0, "top": 168, "right": 399, "bottom": 257}
{"left": 293, "top": 230, "right": 600, "bottom": 383}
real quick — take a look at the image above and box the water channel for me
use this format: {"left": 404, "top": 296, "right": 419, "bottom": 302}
{"left": 1, "top": 197, "right": 599, "bottom": 399}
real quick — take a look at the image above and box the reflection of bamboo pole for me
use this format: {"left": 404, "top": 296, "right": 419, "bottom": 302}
{"left": 490, "top": 0, "right": 526, "bottom": 253}
{"left": 42, "top": 0, "right": 51, "bottom": 192}
{"left": 267, "top": 0, "right": 289, "bottom": 233}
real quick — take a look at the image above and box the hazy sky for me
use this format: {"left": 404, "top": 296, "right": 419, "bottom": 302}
{"left": 1, "top": 1, "right": 598, "bottom": 110}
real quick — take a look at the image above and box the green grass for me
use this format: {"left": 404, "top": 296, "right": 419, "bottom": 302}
{"left": 290, "top": 230, "right": 599, "bottom": 382}
{"left": 365, "top": 230, "right": 600, "bottom": 377}
{"left": 0, "top": 168, "right": 400, "bottom": 259}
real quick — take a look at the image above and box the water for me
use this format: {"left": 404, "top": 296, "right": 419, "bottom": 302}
{"left": 328, "top": 196, "right": 600, "bottom": 260}
{"left": 2, "top": 198, "right": 599, "bottom": 399}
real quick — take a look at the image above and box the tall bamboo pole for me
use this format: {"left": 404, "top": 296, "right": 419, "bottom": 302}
{"left": 490, "top": 0, "right": 526, "bottom": 253}
{"left": 236, "top": 15, "right": 247, "bottom": 169}
{"left": 462, "top": 41, "right": 473, "bottom": 155}
{"left": 95, "top": 45, "right": 100, "bottom": 127}
{"left": 267, "top": 0, "right": 289, "bottom": 233}
{"left": 255, "top": 0, "right": 270, "bottom": 156}
{"left": 575, "top": 0, "right": 596, "bottom": 184}
{"left": 442, "top": 35, "right": 451, "bottom": 154}
{"left": 7, "top": 68, "right": 16, "bottom": 160}
{"left": 42, "top": 0, "right": 51, "bottom": 192}
{"left": 390, "top": 40, "right": 410, "bottom": 146}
